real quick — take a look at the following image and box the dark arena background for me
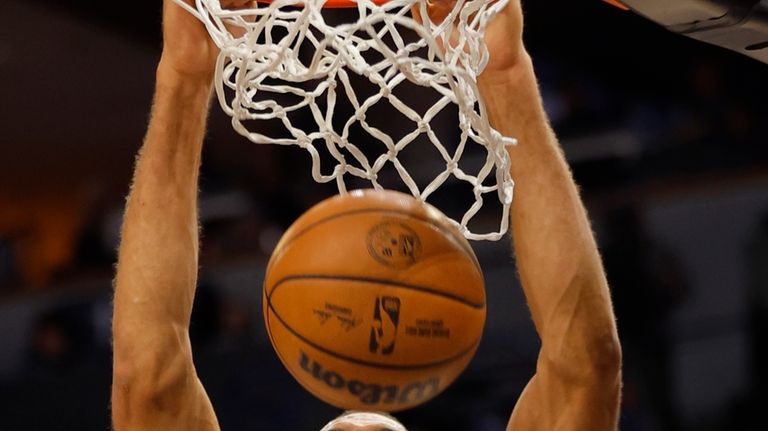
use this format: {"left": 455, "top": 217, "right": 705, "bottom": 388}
{"left": 1, "top": 1, "right": 767, "bottom": 430}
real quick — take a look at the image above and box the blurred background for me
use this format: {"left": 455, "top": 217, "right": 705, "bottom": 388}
{"left": 1, "top": 0, "right": 767, "bottom": 430}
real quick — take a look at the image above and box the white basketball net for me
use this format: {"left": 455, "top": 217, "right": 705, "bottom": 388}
{"left": 174, "top": 0, "right": 516, "bottom": 240}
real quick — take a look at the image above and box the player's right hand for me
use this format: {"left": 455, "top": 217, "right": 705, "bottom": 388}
{"left": 160, "top": 0, "right": 256, "bottom": 79}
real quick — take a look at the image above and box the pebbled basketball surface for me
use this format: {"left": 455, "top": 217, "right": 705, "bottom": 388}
{"left": 263, "top": 189, "right": 486, "bottom": 411}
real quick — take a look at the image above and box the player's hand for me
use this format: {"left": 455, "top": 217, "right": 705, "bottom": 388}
{"left": 478, "top": 0, "right": 524, "bottom": 77}
{"left": 160, "top": 0, "right": 256, "bottom": 79}
{"left": 412, "top": 0, "right": 526, "bottom": 83}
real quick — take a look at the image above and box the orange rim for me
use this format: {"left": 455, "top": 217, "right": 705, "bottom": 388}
{"left": 258, "top": 0, "right": 391, "bottom": 8}
{"left": 602, "top": 0, "right": 629, "bottom": 10}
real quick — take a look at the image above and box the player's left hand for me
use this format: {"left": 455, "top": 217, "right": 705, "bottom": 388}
{"left": 478, "top": 0, "right": 525, "bottom": 77}
{"left": 412, "top": 0, "right": 526, "bottom": 82}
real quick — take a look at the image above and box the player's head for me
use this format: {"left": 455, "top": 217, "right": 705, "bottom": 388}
{"left": 320, "top": 411, "right": 407, "bottom": 431}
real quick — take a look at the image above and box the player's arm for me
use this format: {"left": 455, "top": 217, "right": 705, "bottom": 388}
{"left": 476, "top": 2, "right": 622, "bottom": 430}
{"left": 111, "top": 1, "right": 232, "bottom": 429}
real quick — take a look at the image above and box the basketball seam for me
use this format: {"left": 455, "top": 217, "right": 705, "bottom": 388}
{"left": 263, "top": 284, "right": 322, "bottom": 402}
{"left": 268, "top": 273, "right": 486, "bottom": 309}
{"left": 270, "top": 207, "right": 481, "bottom": 274}
{"left": 265, "top": 288, "right": 482, "bottom": 370}
{"left": 263, "top": 289, "right": 353, "bottom": 407}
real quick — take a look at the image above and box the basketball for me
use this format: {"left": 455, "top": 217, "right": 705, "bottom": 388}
{"left": 263, "top": 189, "right": 486, "bottom": 411}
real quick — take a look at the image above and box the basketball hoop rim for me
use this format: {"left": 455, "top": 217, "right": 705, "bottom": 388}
{"left": 258, "top": 0, "right": 392, "bottom": 8}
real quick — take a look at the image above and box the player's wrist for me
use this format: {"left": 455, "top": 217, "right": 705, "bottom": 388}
{"left": 156, "top": 55, "right": 214, "bottom": 88}
{"left": 477, "top": 50, "right": 535, "bottom": 98}
{"left": 156, "top": 58, "right": 215, "bottom": 96}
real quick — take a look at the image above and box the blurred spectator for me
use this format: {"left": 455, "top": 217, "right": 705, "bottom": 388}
{"left": 747, "top": 213, "right": 768, "bottom": 405}
{"left": 470, "top": 414, "right": 506, "bottom": 431}
{"left": 190, "top": 281, "right": 224, "bottom": 349}
{"left": 601, "top": 206, "right": 689, "bottom": 431}
{"left": 0, "top": 190, "right": 93, "bottom": 289}
{"left": 0, "top": 236, "right": 19, "bottom": 290}
{"left": 189, "top": 281, "right": 309, "bottom": 429}
{"left": 26, "top": 309, "right": 81, "bottom": 378}
{"left": 1, "top": 303, "right": 111, "bottom": 430}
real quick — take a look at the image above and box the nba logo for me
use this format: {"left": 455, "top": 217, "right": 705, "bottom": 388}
{"left": 369, "top": 296, "right": 401, "bottom": 355}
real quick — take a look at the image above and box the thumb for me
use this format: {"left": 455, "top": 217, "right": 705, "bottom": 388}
{"left": 411, "top": 0, "right": 457, "bottom": 25}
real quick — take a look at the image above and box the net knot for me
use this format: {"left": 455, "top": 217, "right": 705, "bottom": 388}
{"left": 296, "top": 134, "right": 311, "bottom": 148}
{"left": 492, "top": 130, "right": 517, "bottom": 147}
{"left": 180, "top": 0, "right": 517, "bottom": 241}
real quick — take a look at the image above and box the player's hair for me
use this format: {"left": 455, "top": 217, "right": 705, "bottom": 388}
{"left": 319, "top": 410, "right": 407, "bottom": 431}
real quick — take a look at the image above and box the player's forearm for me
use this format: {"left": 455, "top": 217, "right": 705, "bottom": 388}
{"left": 113, "top": 64, "right": 212, "bottom": 362}
{"left": 480, "top": 55, "right": 619, "bottom": 369}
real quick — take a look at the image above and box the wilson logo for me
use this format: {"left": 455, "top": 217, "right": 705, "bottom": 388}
{"left": 298, "top": 351, "right": 440, "bottom": 405}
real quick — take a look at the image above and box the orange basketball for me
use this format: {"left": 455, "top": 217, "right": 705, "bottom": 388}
{"left": 263, "top": 189, "right": 486, "bottom": 412}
